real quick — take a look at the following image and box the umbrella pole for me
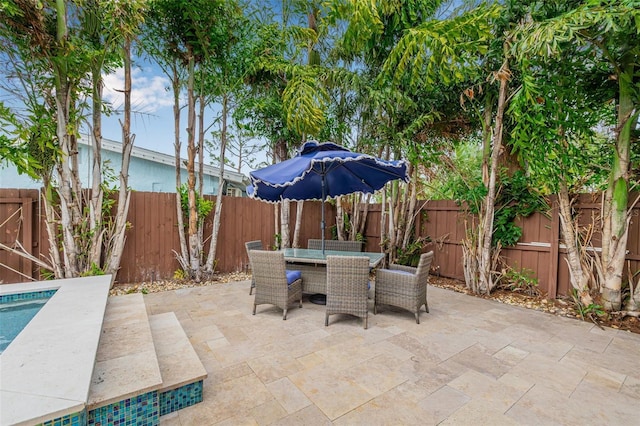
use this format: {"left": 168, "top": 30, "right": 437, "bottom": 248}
{"left": 321, "top": 174, "right": 326, "bottom": 254}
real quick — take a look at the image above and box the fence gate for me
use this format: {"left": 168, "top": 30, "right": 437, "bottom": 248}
{"left": 0, "top": 194, "right": 36, "bottom": 283}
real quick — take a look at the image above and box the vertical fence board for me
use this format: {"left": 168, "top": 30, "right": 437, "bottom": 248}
{"left": 547, "top": 197, "right": 560, "bottom": 298}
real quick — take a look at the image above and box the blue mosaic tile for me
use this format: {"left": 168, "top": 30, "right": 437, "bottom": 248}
{"left": 159, "top": 380, "right": 204, "bottom": 416}
{"left": 87, "top": 390, "right": 159, "bottom": 426}
{"left": 38, "top": 410, "right": 85, "bottom": 426}
{"left": 0, "top": 289, "right": 58, "bottom": 304}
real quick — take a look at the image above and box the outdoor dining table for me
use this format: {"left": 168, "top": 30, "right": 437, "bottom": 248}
{"left": 282, "top": 248, "right": 385, "bottom": 304}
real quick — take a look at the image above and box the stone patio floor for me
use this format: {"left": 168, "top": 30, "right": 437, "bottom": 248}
{"left": 143, "top": 280, "right": 640, "bottom": 425}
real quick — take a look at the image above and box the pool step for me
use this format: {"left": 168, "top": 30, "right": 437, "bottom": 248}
{"left": 87, "top": 294, "right": 207, "bottom": 423}
{"left": 150, "top": 312, "right": 208, "bottom": 416}
{"left": 87, "top": 293, "right": 163, "bottom": 411}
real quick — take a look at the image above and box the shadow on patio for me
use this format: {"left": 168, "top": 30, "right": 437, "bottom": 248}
{"left": 143, "top": 281, "right": 640, "bottom": 425}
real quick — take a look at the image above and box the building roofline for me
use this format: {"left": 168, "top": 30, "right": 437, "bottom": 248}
{"left": 79, "top": 134, "right": 249, "bottom": 185}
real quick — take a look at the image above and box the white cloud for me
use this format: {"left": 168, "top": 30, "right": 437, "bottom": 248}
{"left": 102, "top": 67, "right": 174, "bottom": 114}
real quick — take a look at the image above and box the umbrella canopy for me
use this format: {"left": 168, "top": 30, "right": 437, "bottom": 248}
{"left": 247, "top": 141, "right": 408, "bottom": 252}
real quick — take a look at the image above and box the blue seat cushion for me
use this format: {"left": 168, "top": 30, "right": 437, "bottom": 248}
{"left": 285, "top": 269, "right": 302, "bottom": 285}
{"left": 368, "top": 281, "right": 371, "bottom": 290}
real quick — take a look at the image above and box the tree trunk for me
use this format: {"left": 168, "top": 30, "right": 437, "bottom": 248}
{"left": 350, "top": 195, "right": 360, "bottom": 241}
{"left": 280, "top": 200, "right": 291, "bottom": 249}
{"left": 292, "top": 201, "right": 303, "bottom": 248}
{"left": 50, "top": 0, "right": 79, "bottom": 278}
{"left": 41, "top": 185, "right": 64, "bottom": 278}
{"left": 105, "top": 37, "right": 134, "bottom": 280}
{"left": 336, "top": 197, "right": 345, "bottom": 241}
{"left": 402, "top": 167, "right": 418, "bottom": 250}
{"left": 557, "top": 182, "right": 593, "bottom": 306}
{"left": 196, "top": 92, "right": 205, "bottom": 269}
{"left": 395, "top": 176, "right": 408, "bottom": 250}
{"left": 481, "top": 95, "right": 493, "bottom": 185}
{"left": 387, "top": 181, "right": 400, "bottom": 259}
{"left": 275, "top": 138, "right": 290, "bottom": 248}
{"left": 462, "top": 219, "right": 480, "bottom": 293}
{"left": 478, "top": 60, "right": 510, "bottom": 294}
{"left": 89, "top": 64, "right": 104, "bottom": 269}
{"left": 380, "top": 189, "right": 388, "bottom": 260}
{"left": 357, "top": 194, "right": 370, "bottom": 239}
{"left": 171, "top": 65, "right": 188, "bottom": 268}
{"left": 206, "top": 94, "right": 228, "bottom": 272}
{"left": 198, "top": 92, "right": 205, "bottom": 196}
{"left": 600, "top": 59, "right": 637, "bottom": 311}
{"left": 186, "top": 54, "right": 200, "bottom": 280}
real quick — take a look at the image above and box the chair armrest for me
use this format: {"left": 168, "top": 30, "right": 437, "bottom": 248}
{"left": 377, "top": 268, "right": 416, "bottom": 288}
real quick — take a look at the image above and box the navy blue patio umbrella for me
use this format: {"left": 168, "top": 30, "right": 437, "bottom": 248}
{"left": 247, "top": 141, "right": 409, "bottom": 252}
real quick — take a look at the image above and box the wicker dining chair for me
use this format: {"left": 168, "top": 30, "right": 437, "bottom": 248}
{"left": 325, "top": 255, "right": 370, "bottom": 329}
{"left": 245, "top": 240, "right": 263, "bottom": 295}
{"left": 307, "top": 239, "right": 363, "bottom": 252}
{"left": 374, "top": 251, "right": 434, "bottom": 324}
{"left": 249, "top": 250, "right": 302, "bottom": 320}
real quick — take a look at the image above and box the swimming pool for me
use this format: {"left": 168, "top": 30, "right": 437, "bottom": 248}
{"left": 0, "top": 290, "right": 57, "bottom": 354}
{"left": 0, "top": 276, "right": 112, "bottom": 425}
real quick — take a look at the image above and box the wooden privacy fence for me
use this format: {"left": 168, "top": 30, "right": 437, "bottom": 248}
{"left": 358, "top": 195, "right": 640, "bottom": 299}
{"left": 0, "top": 189, "right": 334, "bottom": 284}
{"left": 1, "top": 189, "right": 639, "bottom": 299}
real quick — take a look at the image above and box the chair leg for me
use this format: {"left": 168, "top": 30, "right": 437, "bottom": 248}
{"left": 364, "top": 313, "right": 368, "bottom": 330}
{"left": 425, "top": 300, "right": 429, "bottom": 313}
{"left": 373, "top": 303, "right": 377, "bottom": 315}
{"left": 253, "top": 304, "right": 257, "bottom": 315}
{"left": 299, "top": 296, "right": 303, "bottom": 308}
{"left": 283, "top": 308, "right": 288, "bottom": 320}
{"left": 325, "top": 313, "right": 329, "bottom": 326}
{"left": 415, "top": 310, "right": 420, "bottom": 324}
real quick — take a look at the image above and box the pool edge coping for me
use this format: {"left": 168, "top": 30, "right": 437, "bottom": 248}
{"left": 0, "top": 275, "right": 112, "bottom": 426}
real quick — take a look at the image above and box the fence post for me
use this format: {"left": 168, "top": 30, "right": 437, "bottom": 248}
{"left": 547, "top": 195, "right": 560, "bottom": 298}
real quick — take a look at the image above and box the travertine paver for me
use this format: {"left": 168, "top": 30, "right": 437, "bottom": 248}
{"left": 88, "top": 293, "right": 162, "bottom": 409}
{"left": 141, "top": 281, "right": 640, "bottom": 425}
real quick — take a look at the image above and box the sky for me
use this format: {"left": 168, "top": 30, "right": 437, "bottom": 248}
{"left": 100, "top": 66, "right": 210, "bottom": 167}
{"left": 99, "top": 64, "right": 266, "bottom": 176}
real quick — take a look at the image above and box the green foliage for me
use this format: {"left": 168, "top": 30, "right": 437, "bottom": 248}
{"left": 381, "top": 4, "right": 502, "bottom": 88}
{"left": 452, "top": 182, "right": 487, "bottom": 216}
{"left": 178, "top": 184, "right": 214, "bottom": 225}
{"left": 282, "top": 69, "right": 330, "bottom": 136}
{"left": 450, "top": 166, "right": 548, "bottom": 247}
{"left": 488, "top": 170, "right": 548, "bottom": 247}
{"left": 79, "top": 262, "right": 105, "bottom": 277}
{"left": 508, "top": 52, "right": 613, "bottom": 195}
{"left": 329, "top": 213, "right": 364, "bottom": 242}
{"left": 496, "top": 267, "right": 539, "bottom": 296}
{"left": 0, "top": 102, "right": 43, "bottom": 179}
{"left": 426, "top": 137, "right": 484, "bottom": 201}
{"left": 396, "top": 236, "right": 431, "bottom": 267}
{"left": 492, "top": 171, "right": 547, "bottom": 247}
{"left": 173, "top": 269, "right": 187, "bottom": 281}
{"left": 571, "top": 288, "right": 606, "bottom": 320}
{"left": 272, "top": 233, "right": 282, "bottom": 251}
{"left": 492, "top": 207, "right": 522, "bottom": 247}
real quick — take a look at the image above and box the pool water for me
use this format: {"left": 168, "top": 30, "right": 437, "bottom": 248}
{"left": 0, "top": 293, "right": 54, "bottom": 354}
